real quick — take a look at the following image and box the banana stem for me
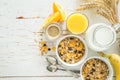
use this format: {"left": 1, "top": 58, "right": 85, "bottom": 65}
{"left": 97, "top": 52, "right": 111, "bottom": 58}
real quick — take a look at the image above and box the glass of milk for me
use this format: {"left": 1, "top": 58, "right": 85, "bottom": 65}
{"left": 86, "top": 23, "right": 118, "bottom": 51}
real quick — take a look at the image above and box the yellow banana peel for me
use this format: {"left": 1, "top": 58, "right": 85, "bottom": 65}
{"left": 98, "top": 52, "right": 120, "bottom": 80}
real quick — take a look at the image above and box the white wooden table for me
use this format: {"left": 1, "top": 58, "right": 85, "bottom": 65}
{"left": 0, "top": 0, "right": 120, "bottom": 80}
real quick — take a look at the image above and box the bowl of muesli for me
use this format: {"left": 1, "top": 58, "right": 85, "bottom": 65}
{"left": 56, "top": 35, "right": 88, "bottom": 67}
{"left": 80, "top": 56, "right": 113, "bottom": 80}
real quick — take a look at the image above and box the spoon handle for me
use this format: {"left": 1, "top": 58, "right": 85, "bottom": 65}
{"left": 58, "top": 68, "right": 67, "bottom": 71}
{"left": 67, "top": 70, "right": 80, "bottom": 78}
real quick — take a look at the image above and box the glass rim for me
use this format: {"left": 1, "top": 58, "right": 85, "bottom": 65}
{"left": 66, "top": 12, "right": 89, "bottom": 34}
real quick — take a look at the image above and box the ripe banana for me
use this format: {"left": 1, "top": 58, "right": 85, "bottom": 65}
{"left": 98, "top": 52, "right": 120, "bottom": 80}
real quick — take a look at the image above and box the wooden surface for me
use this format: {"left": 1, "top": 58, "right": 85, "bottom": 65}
{"left": 0, "top": 0, "right": 120, "bottom": 80}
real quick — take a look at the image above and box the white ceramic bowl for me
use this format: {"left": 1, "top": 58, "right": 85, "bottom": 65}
{"left": 56, "top": 35, "right": 88, "bottom": 67}
{"left": 80, "top": 56, "right": 113, "bottom": 80}
{"left": 45, "top": 23, "right": 62, "bottom": 41}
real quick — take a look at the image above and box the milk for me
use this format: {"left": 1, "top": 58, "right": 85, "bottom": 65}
{"left": 94, "top": 27, "right": 114, "bottom": 46}
{"left": 86, "top": 23, "right": 116, "bottom": 51}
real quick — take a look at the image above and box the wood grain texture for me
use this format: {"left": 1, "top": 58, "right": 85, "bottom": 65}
{"left": 0, "top": 0, "right": 119, "bottom": 80}
{"left": 0, "top": 77, "right": 79, "bottom": 80}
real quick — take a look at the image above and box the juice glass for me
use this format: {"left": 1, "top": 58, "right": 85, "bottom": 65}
{"left": 67, "top": 13, "right": 88, "bottom": 34}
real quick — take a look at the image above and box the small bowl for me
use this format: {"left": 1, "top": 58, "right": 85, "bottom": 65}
{"left": 56, "top": 35, "right": 88, "bottom": 67}
{"left": 80, "top": 56, "right": 113, "bottom": 80}
{"left": 45, "top": 23, "right": 62, "bottom": 41}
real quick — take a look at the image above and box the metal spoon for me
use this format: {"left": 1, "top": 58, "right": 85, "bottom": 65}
{"left": 46, "top": 56, "right": 80, "bottom": 78}
{"left": 47, "top": 65, "right": 80, "bottom": 78}
{"left": 46, "top": 56, "right": 57, "bottom": 65}
{"left": 47, "top": 65, "right": 66, "bottom": 72}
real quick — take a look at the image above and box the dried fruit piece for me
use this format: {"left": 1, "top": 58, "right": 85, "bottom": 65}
{"left": 40, "top": 41, "right": 51, "bottom": 55}
{"left": 52, "top": 46, "right": 56, "bottom": 51}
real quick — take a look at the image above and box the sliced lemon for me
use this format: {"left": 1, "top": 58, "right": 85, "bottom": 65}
{"left": 42, "top": 12, "right": 60, "bottom": 29}
{"left": 53, "top": 2, "right": 66, "bottom": 22}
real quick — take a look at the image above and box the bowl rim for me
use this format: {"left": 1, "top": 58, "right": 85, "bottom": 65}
{"left": 80, "top": 56, "right": 113, "bottom": 80}
{"left": 56, "top": 35, "right": 88, "bottom": 67}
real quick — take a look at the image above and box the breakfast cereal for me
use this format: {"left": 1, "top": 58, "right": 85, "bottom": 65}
{"left": 82, "top": 58, "right": 109, "bottom": 80}
{"left": 58, "top": 37, "right": 85, "bottom": 64}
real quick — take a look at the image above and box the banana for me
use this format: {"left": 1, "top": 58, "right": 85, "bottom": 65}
{"left": 98, "top": 52, "right": 120, "bottom": 80}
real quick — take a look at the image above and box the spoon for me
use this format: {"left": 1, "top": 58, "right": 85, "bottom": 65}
{"left": 47, "top": 65, "right": 66, "bottom": 72}
{"left": 46, "top": 56, "right": 80, "bottom": 78}
{"left": 46, "top": 55, "right": 57, "bottom": 65}
{"left": 47, "top": 65, "right": 80, "bottom": 78}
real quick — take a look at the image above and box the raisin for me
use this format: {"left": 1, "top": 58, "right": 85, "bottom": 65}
{"left": 85, "top": 78, "right": 90, "bottom": 80}
{"left": 91, "top": 68, "right": 96, "bottom": 72}
{"left": 48, "top": 48, "right": 51, "bottom": 51}
{"left": 68, "top": 47, "right": 72, "bottom": 51}
{"left": 70, "top": 37, "right": 74, "bottom": 40}
{"left": 69, "top": 59, "right": 72, "bottom": 61}
{"left": 87, "top": 75, "right": 90, "bottom": 77}
{"left": 43, "top": 44, "right": 47, "bottom": 46}
{"left": 90, "top": 68, "right": 95, "bottom": 74}
{"left": 90, "top": 71, "right": 93, "bottom": 75}
{"left": 59, "top": 53, "right": 63, "bottom": 56}
{"left": 58, "top": 45, "right": 61, "bottom": 47}
{"left": 100, "top": 71, "right": 104, "bottom": 74}
{"left": 74, "top": 50, "right": 77, "bottom": 53}
{"left": 64, "top": 60, "right": 67, "bottom": 62}
{"left": 93, "top": 64, "right": 95, "bottom": 67}
{"left": 78, "top": 51, "right": 82, "bottom": 53}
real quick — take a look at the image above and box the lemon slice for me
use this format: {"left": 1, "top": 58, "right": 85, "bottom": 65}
{"left": 53, "top": 2, "right": 66, "bottom": 22}
{"left": 42, "top": 12, "right": 60, "bottom": 29}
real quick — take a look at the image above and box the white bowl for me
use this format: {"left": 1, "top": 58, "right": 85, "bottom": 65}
{"left": 45, "top": 23, "right": 62, "bottom": 41}
{"left": 56, "top": 35, "right": 88, "bottom": 68}
{"left": 80, "top": 56, "right": 113, "bottom": 80}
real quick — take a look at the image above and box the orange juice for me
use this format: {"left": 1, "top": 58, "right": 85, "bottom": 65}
{"left": 67, "top": 13, "right": 88, "bottom": 34}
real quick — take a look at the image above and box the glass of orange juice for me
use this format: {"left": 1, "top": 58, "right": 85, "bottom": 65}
{"left": 67, "top": 13, "right": 88, "bottom": 34}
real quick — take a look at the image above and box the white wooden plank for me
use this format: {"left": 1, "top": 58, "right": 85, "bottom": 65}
{"left": 0, "top": 0, "right": 80, "bottom": 19}
{"left": 0, "top": 77, "right": 116, "bottom": 80}
{"left": 0, "top": 0, "right": 80, "bottom": 76}
{"left": 0, "top": 18, "right": 70, "bottom": 76}
{"left": 0, "top": 77, "right": 79, "bottom": 80}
